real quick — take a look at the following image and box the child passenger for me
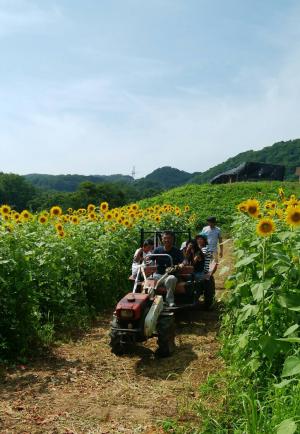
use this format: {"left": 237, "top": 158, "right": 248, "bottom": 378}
{"left": 193, "top": 233, "right": 212, "bottom": 281}
{"left": 131, "top": 239, "right": 154, "bottom": 278}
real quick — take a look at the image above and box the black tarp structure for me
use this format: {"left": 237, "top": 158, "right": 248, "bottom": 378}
{"left": 210, "top": 162, "right": 285, "bottom": 184}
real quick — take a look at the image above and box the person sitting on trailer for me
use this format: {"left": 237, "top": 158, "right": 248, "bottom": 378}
{"left": 193, "top": 233, "right": 212, "bottom": 281}
{"left": 131, "top": 238, "right": 154, "bottom": 278}
{"left": 152, "top": 231, "right": 184, "bottom": 307}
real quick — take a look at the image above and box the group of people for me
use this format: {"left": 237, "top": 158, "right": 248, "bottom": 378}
{"left": 131, "top": 216, "right": 223, "bottom": 307}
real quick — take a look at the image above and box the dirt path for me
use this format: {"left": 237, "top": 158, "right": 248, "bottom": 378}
{"left": 0, "top": 244, "right": 232, "bottom": 434}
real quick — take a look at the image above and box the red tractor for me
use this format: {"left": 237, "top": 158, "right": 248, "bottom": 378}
{"left": 109, "top": 230, "right": 217, "bottom": 357}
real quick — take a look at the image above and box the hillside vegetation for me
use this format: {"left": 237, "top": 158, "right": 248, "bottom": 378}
{"left": 23, "top": 139, "right": 300, "bottom": 195}
{"left": 190, "top": 139, "right": 300, "bottom": 183}
{"left": 140, "top": 181, "right": 300, "bottom": 234}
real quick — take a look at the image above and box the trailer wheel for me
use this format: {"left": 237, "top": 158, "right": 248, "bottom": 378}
{"left": 204, "top": 277, "right": 215, "bottom": 310}
{"left": 110, "top": 317, "right": 125, "bottom": 355}
{"left": 156, "top": 314, "right": 176, "bottom": 357}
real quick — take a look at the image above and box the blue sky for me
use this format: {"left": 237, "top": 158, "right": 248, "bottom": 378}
{"left": 0, "top": 0, "right": 300, "bottom": 177}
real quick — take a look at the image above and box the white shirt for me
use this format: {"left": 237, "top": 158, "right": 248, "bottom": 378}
{"left": 201, "top": 226, "right": 221, "bottom": 252}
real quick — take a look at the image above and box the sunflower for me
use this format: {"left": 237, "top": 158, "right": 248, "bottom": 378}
{"left": 72, "top": 215, "right": 79, "bottom": 224}
{"left": 0, "top": 205, "right": 11, "bottom": 215}
{"left": 154, "top": 215, "right": 161, "bottom": 223}
{"left": 55, "top": 223, "right": 64, "bottom": 232}
{"left": 130, "top": 203, "right": 139, "bottom": 212}
{"left": 38, "top": 215, "right": 48, "bottom": 224}
{"left": 184, "top": 205, "right": 190, "bottom": 212}
{"left": 67, "top": 207, "right": 73, "bottom": 214}
{"left": 237, "top": 202, "right": 247, "bottom": 213}
{"left": 21, "top": 210, "right": 31, "bottom": 220}
{"left": 105, "top": 212, "right": 113, "bottom": 221}
{"left": 100, "top": 202, "right": 109, "bottom": 213}
{"left": 123, "top": 219, "right": 130, "bottom": 227}
{"left": 50, "top": 206, "right": 62, "bottom": 217}
{"left": 87, "top": 204, "right": 96, "bottom": 213}
{"left": 256, "top": 218, "right": 276, "bottom": 237}
{"left": 88, "top": 212, "right": 97, "bottom": 221}
{"left": 246, "top": 199, "right": 260, "bottom": 218}
{"left": 286, "top": 207, "right": 300, "bottom": 227}
{"left": 58, "top": 230, "right": 65, "bottom": 238}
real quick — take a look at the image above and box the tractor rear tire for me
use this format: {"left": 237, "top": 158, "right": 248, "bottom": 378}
{"left": 110, "top": 317, "right": 125, "bottom": 356}
{"left": 156, "top": 314, "right": 176, "bottom": 357}
{"left": 204, "top": 277, "right": 215, "bottom": 310}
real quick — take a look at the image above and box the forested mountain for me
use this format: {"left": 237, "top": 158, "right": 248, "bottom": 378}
{"left": 25, "top": 173, "right": 134, "bottom": 192}
{"left": 1, "top": 139, "right": 299, "bottom": 212}
{"left": 190, "top": 139, "right": 300, "bottom": 184}
{"left": 24, "top": 139, "right": 299, "bottom": 194}
{"left": 144, "top": 166, "right": 200, "bottom": 188}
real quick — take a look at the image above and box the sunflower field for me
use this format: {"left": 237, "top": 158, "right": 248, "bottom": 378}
{"left": 199, "top": 189, "right": 300, "bottom": 433}
{"left": 0, "top": 202, "right": 192, "bottom": 359}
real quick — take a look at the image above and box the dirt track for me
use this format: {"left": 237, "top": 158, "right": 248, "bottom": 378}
{"left": 0, "top": 244, "right": 232, "bottom": 434}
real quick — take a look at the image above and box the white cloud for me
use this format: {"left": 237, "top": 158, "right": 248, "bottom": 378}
{"left": 0, "top": 1, "right": 299, "bottom": 177}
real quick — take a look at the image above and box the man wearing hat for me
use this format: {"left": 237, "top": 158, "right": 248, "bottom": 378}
{"left": 201, "top": 216, "right": 223, "bottom": 261}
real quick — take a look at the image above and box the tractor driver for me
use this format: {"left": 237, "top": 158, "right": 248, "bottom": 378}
{"left": 152, "top": 231, "right": 184, "bottom": 307}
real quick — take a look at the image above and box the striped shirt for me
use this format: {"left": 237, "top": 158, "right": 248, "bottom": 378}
{"left": 194, "top": 246, "right": 212, "bottom": 273}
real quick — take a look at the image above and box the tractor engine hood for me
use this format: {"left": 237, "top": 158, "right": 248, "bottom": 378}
{"left": 115, "top": 293, "right": 150, "bottom": 320}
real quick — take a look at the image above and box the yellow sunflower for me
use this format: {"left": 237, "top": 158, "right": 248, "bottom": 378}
{"left": 184, "top": 205, "right": 190, "bottom": 212}
{"left": 21, "top": 210, "right": 31, "bottom": 220}
{"left": 38, "top": 215, "right": 48, "bottom": 224}
{"left": 286, "top": 207, "right": 300, "bottom": 227}
{"left": 50, "top": 206, "right": 62, "bottom": 217}
{"left": 256, "top": 218, "right": 276, "bottom": 237}
{"left": 72, "top": 215, "right": 79, "bottom": 225}
{"left": 58, "top": 230, "right": 65, "bottom": 238}
{"left": 87, "top": 204, "right": 96, "bottom": 213}
{"left": 55, "top": 223, "right": 64, "bottom": 232}
{"left": 237, "top": 202, "right": 248, "bottom": 213}
{"left": 130, "top": 203, "right": 139, "bottom": 212}
{"left": 246, "top": 199, "right": 260, "bottom": 218}
{"left": 100, "top": 202, "right": 109, "bottom": 213}
{"left": 105, "top": 212, "right": 113, "bottom": 221}
{"left": 0, "top": 205, "right": 11, "bottom": 215}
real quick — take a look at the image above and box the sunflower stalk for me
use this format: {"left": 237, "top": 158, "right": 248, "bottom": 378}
{"left": 261, "top": 238, "right": 266, "bottom": 334}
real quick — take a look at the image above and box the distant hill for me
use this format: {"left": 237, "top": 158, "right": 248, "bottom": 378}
{"left": 24, "top": 139, "right": 300, "bottom": 193}
{"left": 143, "top": 166, "right": 200, "bottom": 189}
{"left": 190, "top": 139, "right": 300, "bottom": 184}
{"left": 25, "top": 173, "right": 134, "bottom": 192}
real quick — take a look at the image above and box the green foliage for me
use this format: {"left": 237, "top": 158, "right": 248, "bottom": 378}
{"left": 0, "top": 207, "right": 190, "bottom": 360}
{"left": 196, "top": 198, "right": 300, "bottom": 432}
{"left": 140, "top": 181, "right": 300, "bottom": 234}
{"left": 0, "top": 173, "right": 36, "bottom": 211}
{"left": 25, "top": 173, "right": 133, "bottom": 192}
{"left": 0, "top": 222, "right": 138, "bottom": 359}
{"left": 190, "top": 139, "right": 300, "bottom": 183}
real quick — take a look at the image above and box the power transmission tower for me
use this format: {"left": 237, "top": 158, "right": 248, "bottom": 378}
{"left": 131, "top": 166, "right": 136, "bottom": 179}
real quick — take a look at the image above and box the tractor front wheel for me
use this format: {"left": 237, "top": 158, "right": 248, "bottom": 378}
{"left": 110, "top": 317, "right": 125, "bottom": 356}
{"left": 156, "top": 314, "right": 176, "bottom": 357}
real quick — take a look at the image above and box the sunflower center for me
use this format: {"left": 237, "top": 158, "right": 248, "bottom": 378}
{"left": 248, "top": 206, "right": 257, "bottom": 214}
{"left": 291, "top": 212, "right": 300, "bottom": 222}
